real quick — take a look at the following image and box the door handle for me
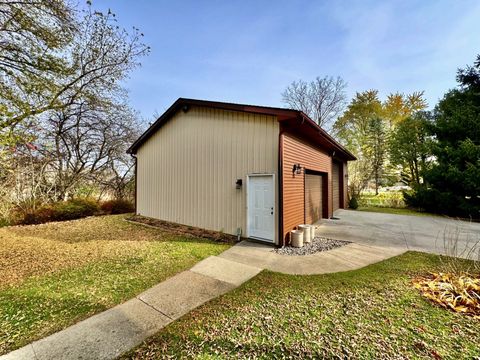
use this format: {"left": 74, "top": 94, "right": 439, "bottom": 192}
{"left": 271, "top": 211, "right": 273, "bottom": 215}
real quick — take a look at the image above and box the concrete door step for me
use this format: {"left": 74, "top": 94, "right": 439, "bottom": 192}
{"left": 190, "top": 256, "right": 262, "bottom": 286}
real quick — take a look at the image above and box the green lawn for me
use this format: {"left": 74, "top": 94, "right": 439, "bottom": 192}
{"left": 358, "top": 191, "right": 405, "bottom": 208}
{"left": 125, "top": 252, "right": 479, "bottom": 359}
{"left": 356, "top": 191, "right": 440, "bottom": 217}
{"left": 0, "top": 215, "right": 230, "bottom": 354}
{"left": 357, "top": 206, "right": 438, "bottom": 217}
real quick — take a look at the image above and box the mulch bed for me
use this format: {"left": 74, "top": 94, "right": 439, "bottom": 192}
{"left": 126, "top": 215, "right": 238, "bottom": 244}
{"left": 273, "top": 237, "right": 351, "bottom": 256}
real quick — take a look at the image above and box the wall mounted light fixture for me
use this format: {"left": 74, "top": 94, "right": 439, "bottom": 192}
{"left": 292, "top": 163, "right": 303, "bottom": 175}
{"left": 235, "top": 179, "right": 243, "bottom": 189}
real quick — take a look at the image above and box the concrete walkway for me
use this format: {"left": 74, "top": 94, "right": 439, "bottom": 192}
{"left": 219, "top": 240, "right": 405, "bottom": 275}
{"left": 2, "top": 240, "right": 404, "bottom": 360}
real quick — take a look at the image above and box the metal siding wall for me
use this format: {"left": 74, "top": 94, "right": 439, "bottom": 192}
{"left": 305, "top": 174, "right": 323, "bottom": 224}
{"left": 136, "top": 106, "right": 279, "bottom": 242}
{"left": 281, "top": 133, "right": 333, "bottom": 242}
{"left": 332, "top": 162, "right": 340, "bottom": 211}
{"left": 343, "top": 161, "right": 348, "bottom": 208}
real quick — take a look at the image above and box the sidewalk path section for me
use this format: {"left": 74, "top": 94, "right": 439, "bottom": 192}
{"left": 1, "top": 240, "right": 405, "bottom": 360}
{"left": 1, "top": 256, "right": 262, "bottom": 360}
{"left": 218, "top": 240, "right": 406, "bottom": 275}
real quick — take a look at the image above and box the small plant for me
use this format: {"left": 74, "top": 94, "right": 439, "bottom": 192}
{"left": 439, "top": 225, "right": 480, "bottom": 275}
{"left": 348, "top": 196, "right": 358, "bottom": 209}
{"left": 413, "top": 224, "right": 480, "bottom": 318}
{"left": 100, "top": 199, "right": 134, "bottom": 214}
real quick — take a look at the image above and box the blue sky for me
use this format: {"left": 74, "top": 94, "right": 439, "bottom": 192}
{"left": 92, "top": 0, "right": 480, "bottom": 121}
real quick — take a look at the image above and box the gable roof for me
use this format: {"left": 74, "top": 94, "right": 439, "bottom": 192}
{"left": 127, "top": 98, "right": 356, "bottom": 161}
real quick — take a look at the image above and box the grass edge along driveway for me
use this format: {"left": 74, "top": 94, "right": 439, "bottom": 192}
{"left": 124, "top": 252, "right": 479, "bottom": 359}
{"left": 0, "top": 215, "right": 230, "bottom": 354}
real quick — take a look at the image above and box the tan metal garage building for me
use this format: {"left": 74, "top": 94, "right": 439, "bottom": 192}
{"left": 127, "top": 98, "right": 356, "bottom": 246}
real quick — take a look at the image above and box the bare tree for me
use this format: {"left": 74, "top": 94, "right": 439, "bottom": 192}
{"left": 281, "top": 76, "right": 347, "bottom": 131}
{"left": 36, "top": 99, "right": 140, "bottom": 201}
{"left": 0, "top": 141, "right": 56, "bottom": 212}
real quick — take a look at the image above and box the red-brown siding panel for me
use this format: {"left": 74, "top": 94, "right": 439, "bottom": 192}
{"left": 281, "top": 133, "right": 333, "bottom": 243}
{"left": 343, "top": 162, "right": 348, "bottom": 208}
{"left": 332, "top": 162, "right": 340, "bottom": 211}
{"left": 305, "top": 174, "right": 323, "bottom": 224}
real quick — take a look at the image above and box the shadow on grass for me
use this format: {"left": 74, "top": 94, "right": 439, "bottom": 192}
{"left": 0, "top": 289, "right": 107, "bottom": 354}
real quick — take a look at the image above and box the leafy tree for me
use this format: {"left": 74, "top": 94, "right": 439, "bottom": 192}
{"left": 282, "top": 76, "right": 347, "bottom": 131}
{"left": 0, "top": 2, "right": 149, "bottom": 145}
{"left": 334, "top": 90, "right": 382, "bottom": 147}
{"left": 365, "top": 117, "right": 388, "bottom": 195}
{"left": 334, "top": 90, "right": 428, "bottom": 198}
{"left": 383, "top": 92, "right": 428, "bottom": 127}
{"left": 333, "top": 90, "right": 383, "bottom": 196}
{"left": 390, "top": 112, "right": 431, "bottom": 187}
{"left": 406, "top": 55, "right": 480, "bottom": 218}
{"left": 0, "top": 0, "right": 75, "bottom": 137}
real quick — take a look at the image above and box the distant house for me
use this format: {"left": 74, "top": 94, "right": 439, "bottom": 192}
{"left": 127, "top": 98, "right": 356, "bottom": 246}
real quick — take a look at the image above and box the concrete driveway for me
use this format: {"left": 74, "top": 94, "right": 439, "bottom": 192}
{"left": 316, "top": 209, "right": 480, "bottom": 258}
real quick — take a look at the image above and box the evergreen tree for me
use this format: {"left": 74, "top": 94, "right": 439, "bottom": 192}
{"left": 405, "top": 55, "right": 480, "bottom": 218}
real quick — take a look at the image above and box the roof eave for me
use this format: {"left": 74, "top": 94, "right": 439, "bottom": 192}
{"left": 300, "top": 113, "right": 357, "bottom": 161}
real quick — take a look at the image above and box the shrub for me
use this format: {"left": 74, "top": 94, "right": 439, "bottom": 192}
{"left": 52, "top": 198, "right": 99, "bottom": 221}
{"left": 101, "top": 199, "right": 134, "bottom": 214}
{"left": 403, "top": 187, "right": 478, "bottom": 218}
{"left": 18, "top": 199, "right": 99, "bottom": 225}
{"left": 0, "top": 217, "right": 10, "bottom": 227}
{"left": 358, "top": 191, "right": 405, "bottom": 208}
{"left": 21, "top": 206, "right": 56, "bottom": 225}
{"left": 348, "top": 196, "right": 358, "bottom": 209}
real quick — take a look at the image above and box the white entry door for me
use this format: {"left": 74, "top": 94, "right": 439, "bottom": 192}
{"left": 247, "top": 174, "right": 275, "bottom": 242}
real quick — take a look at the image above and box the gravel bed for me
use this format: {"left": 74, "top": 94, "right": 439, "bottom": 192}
{"left": 273, "top": 236, "right": 351, "bottom": 256}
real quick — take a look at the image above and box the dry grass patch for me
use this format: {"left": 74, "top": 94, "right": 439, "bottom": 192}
{"left": 0, "top": 215, "right": 165, "bottom": 288}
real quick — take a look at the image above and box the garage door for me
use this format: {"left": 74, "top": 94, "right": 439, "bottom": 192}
{"left": 305, "top": 174, "right": 323, "bottom": 224}
{"left": 332, "top": 162, "right": 341, "bottom": 211}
